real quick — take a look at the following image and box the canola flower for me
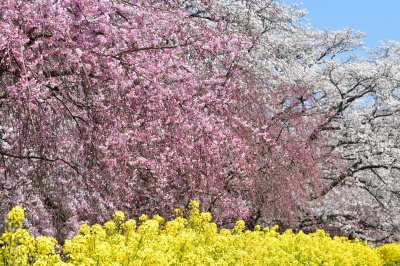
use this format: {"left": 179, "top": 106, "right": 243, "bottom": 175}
{"left": 0, "top": 206, "right": 64, "bottom": 266}
{"left": 1, "top": 202, "right": 400, "bottom": 265}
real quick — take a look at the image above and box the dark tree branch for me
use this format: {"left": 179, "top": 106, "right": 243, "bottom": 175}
{"left": 0, "top": 151, "right": 81, "bottom": 176}
{"left": 316, "top": 172, "right": 348, "bottom": 198}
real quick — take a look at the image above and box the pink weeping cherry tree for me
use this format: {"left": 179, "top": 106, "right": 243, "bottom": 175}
{"left": 0, "top": 0, "right": 336, "bottom": 240}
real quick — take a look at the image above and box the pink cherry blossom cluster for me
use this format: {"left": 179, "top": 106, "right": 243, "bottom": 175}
{"left": 0, "top": 0, "right": 336, "bottom": 240}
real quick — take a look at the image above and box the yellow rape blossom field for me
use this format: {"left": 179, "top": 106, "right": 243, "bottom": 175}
{"left": 1, "top": 201, "right": 400, "bottom": 265}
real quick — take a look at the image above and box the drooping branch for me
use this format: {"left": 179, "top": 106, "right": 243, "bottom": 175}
{"left": 0, "top": 151, "right": 82, "bottom": 176}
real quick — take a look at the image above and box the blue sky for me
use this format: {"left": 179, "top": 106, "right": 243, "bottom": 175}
{"left": 282, "top": 0, "right": 400, "bottom": 50}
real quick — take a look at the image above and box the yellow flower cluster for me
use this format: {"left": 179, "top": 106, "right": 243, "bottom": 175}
{"left": 0, "top": 206, "right": 64, "bottom": 266}
{"left": 1, "top": 203, "right": 400, "bottom": 265}
{"left": 376, "top": 243, "right": 400, "bottom": 266}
